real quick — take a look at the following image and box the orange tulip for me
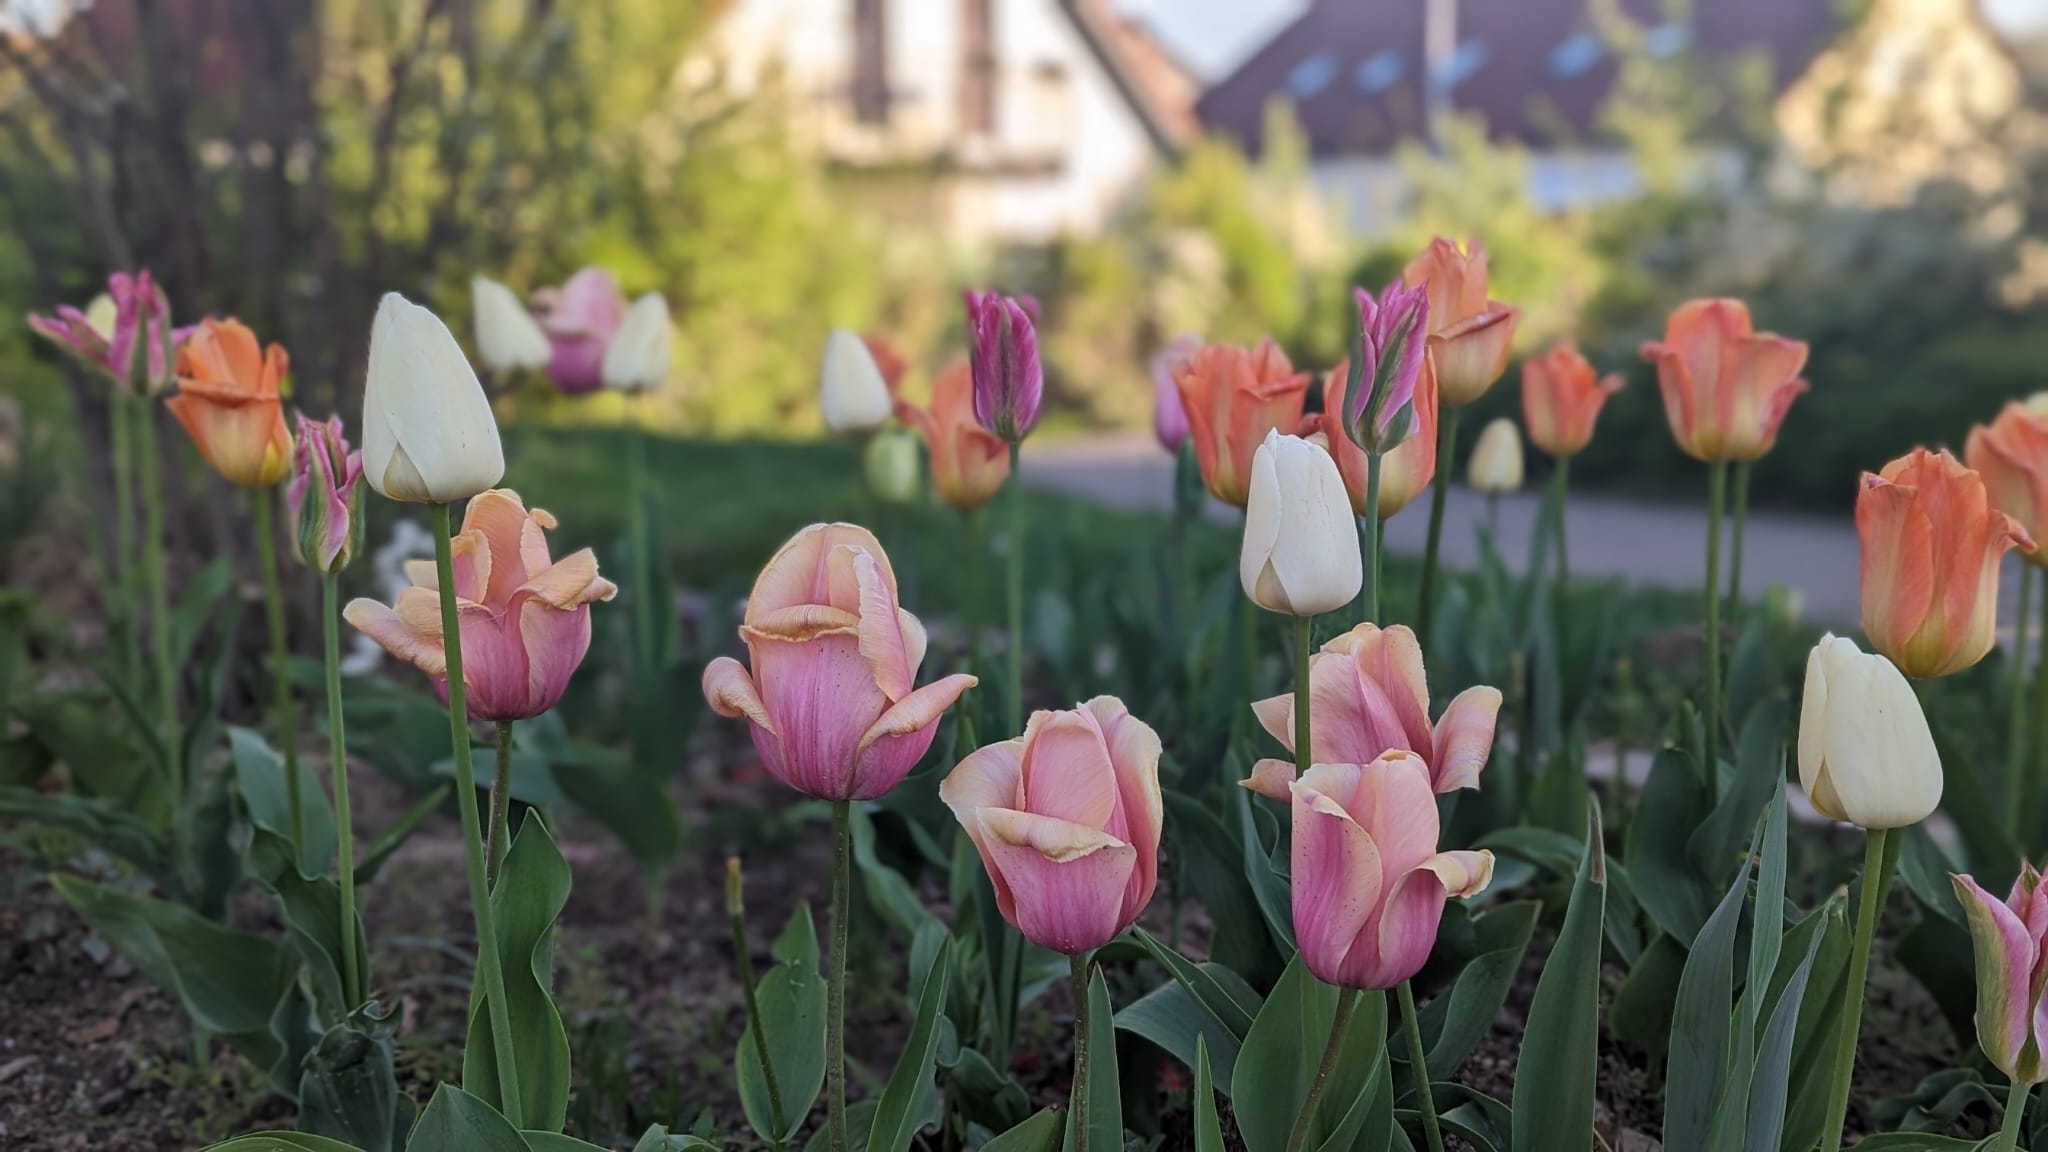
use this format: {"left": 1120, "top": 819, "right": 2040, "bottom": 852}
{"left": 1315, "top": 354, "right": 1439, "bottom": 519}
{"left": 1858, "top": 447, "right": 2033, "bottom": 679}
{"left": 1639, "top": 299, "right": 1809, "bottom": 462}
{"left": 168, "top": 318, "right": 294, "bottom": 488}
{"left": 1172, "top": 338, "right": 1312, "bottom": 507}
{"left": 896, "top": 360, "right": 1011, "bottom": 511}
{"left": 1521, "top": 344, "right": 1623, "bottom": 458}
{"left": 1966, "top": 396, "right": 2048, "bottom": 566}
{"left": 1401, "top": 238, "right": 1520, "bottom": 407}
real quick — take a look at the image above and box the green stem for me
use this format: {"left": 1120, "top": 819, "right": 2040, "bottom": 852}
{"left": 1398, "top": 980, "right": 1446, "bottom": 1152}
{"left": 1293, "top": 613, "right": 1314, "bottom": 777}
{"left": 109, "top": 393, "right": 138, "bottom": 687}
{"left": 433, "top": 502, "right": 524, "bottom": 1129}
{"left": 1417, "top": 407, "right": 1461, "bottom": 649}
{"left": 2034, "top": 623, "right": 2048, "bottom": 855}
{"left": 728, "top": 859, "right": 789, "bottom": 1152}
{"left": 1284, "top": 988, "right": 1361, "bottom": 1152}
{"left": 135, "top": 399, "right": 179, "bottom": 796}
{"left": 253, "top": 491, "right": 303, "bottom": 867}
{"left": 323, "top": 574, "right": 362, "bottom": 1008}
{"left": 1728, "top": 461, "right": 1751, "bottom": 622}
{"left": 965, "top": 506, "right": 985, "bottom": 673}
{"left": 828, "top": 799, "right": 853, "bottom": 1152}
{"left": 1998, "top": 1077, "right": 2032, "bottom": 1152}
{"left": 1006, "top": 441, "right": 1024, "bottom": 732}
{"left": 626, "top": 410, "right": 658, "bottom": 671}
{"left": 2011, "top": 564, "right": 2034, "bottom": 841}
{"left": 1704, "top": 461, "right": 1728, "bottom": 794}
{"left": 488, "top": 720, "right": 514, "bottom": 889}
{"left": 1553, "top": 456, "right": 1572, "bottom": 590}
{"left": 1818, "top": 827, "right": 1894, "bottom": 1152}
{"left": 1070, "top": 951, "right": 1092, "bottom": 1152}
{"left": 1241, "top": 548, "right": 1261, "bottom": 706}
{"left": 1364, "top": 451, "right": 1383, "bottom": 625}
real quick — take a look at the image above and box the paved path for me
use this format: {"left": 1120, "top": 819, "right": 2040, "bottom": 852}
{"left": 1022, "top": 434, "right": 2028, "bottom": 634}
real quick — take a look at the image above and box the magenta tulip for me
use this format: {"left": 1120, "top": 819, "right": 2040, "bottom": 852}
{"left": 941, "top": 697, "right": 1162, "bottom": 955}
{"left": 1152, "top": 336, "right": 1198, "bottom": 453}
{"left": 286, "top": 412, "right": 364, "bottom": 575}
{"left": 1343, "top": 280, "right": 1430, "bottom": 454}
{"left": 964, "top": 289, "right": 1043, "bottom": 443}
{"left": 27, "top": 269, "right": 181, "bottom": 394}
{"left": 537, "top": 268, "right": 629, "bottom": 394}
{"left": 1248, "top": 622, "right": 1501, "bottom": 795}
{"left": 1249, "top": 751, "right": 1493, "bottom": 989}
{"left": 1955, "top": 865, "right": 2048, "bottom": 1084}
{"left": 703, "top": 523, "right": 977, "bottom": 801}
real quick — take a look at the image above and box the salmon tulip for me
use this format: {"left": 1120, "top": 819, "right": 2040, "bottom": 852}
{"left": 1248, "top": 622, "right": 1500, "bottom": 795}
{"left": 168, "top": 318, "right": 295, "bottom": 488}
{"left": 1316, "top": 356, "right": 1440, "bottom": 519}
{"left": 1248, "top": 752, "right": 1493, "bottom": 990}
{"left": 941, "top": 697, "right": 1162, "bottom": 955}
{"left": 536, "top": 268, "right": 628, "bottom": 394}
{"left": 344, "top": 489, "right": 617, "bottom": 721}
{"left": 703, "top": 524, "right": 977, "bottom": 801}
{"left": 1966, "top": 396, "right": 2048, "bottom": 565}
{"left": 1953, "top": 864, "right": 2048, "bottom": 1085}
{"left": 1172, "top": 338, "right": 1313, "bottom": 508}
{"left": 896, "top": 361, "right": 1011, "bottom": 511}
{"left": 1858, "top": 447, "right": 2032, "bottom": 679}
{"left": 1639, "top": 298, "right": 1809, "bottom": 462}
{"left": 1521, "top": 344, "right": 1624, "bottom": 458}
{"left": 1401, "top": 238, "right": 1519, "bottom": 408}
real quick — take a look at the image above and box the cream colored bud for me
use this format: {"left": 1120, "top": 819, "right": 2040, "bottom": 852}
{"left": 820, "top": 328, "right": 891, "bottom": 434}
{"left": 1467, "top": 418, "right": 1523, "bottom": 494}
{"left": 603, "top": 292, "right": 674, "bottom": 394}
{"left": 84, "top": 294, "right": 117, "bottom": 340}
{"left": 1797, "top": 633, "right": 1942, "bottom": 829}
{"left": 471, "top": 276, "right": 551, "bottom": 373}
{"left": 1241, "top": 430, "right": 1362, "bottom": 617}
{"left": 362, "top": 293, "right": 505, "bottom": 503}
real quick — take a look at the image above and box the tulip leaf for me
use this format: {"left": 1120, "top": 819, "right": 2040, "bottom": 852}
{"left": 0, "top": 786, "right": 167, "bottom": 881}
{"left": 405, "top": 1083, "right": 531, "bottom": 1152}
{"left": 521, "top": 1135, "right": 615, "bottom": 1151}
{"left": 1512, "top": 797, "right": 1606, "bottom": 1152}
{"left": 1234, "top": 786, "right": 1296, "bottom": 953}
{"left": 738, "top": 907, "right": 828, "bottom": 1144}
{"left": 299, "top": 1011, "right": 411, "bottom": 1152}
{"left": 1129, "top": 927, "right": 1259, "bottom": 1039}
{"left": 1895, "top": 823, "right": 1966, "bottom": 926}
{"left": 232, "top": 724, "right": 339, "bottom": 876}
{"left": 252, "top": 831, "right": 370, "bottom": 1024}
{"left": 866, "top": 936, "right": 953, "bottom": 1152}
{"left": 1662, "top": 811, "right": 1749, "bottom": 1152}
{"left": 1777, "top": 898, "right": 1853, "bottom": 1152}
{"left": 200, "top": 1135, "right": 368, "bottom": 1152}
{"left": 1413, "top": 899, "right": 1539, "bottom": 1081}
{"left": 1612, "top": 931, "right": 1687, "bottom": 1062}
{"left": 851, "top": 804, "right": 940, "bottom": 941}
{"left": 1742, "top": 919, "right": 1828, "bottom": 1152}
{"left": 463, "top": 816, "right": 574, "bottom": 1134}
{"left": 1687, "top": 702, "right": 1786, "bottom": 891}
{"left": 1063, "top": 965, "right": 1122, "bottom": 1152}
{"left": 1113, "top": 971, "right": 1241, "bottom": 1090}
{"left": 1627, "top": 747, "right": 1714, "bottom": 945}
{"left": 1231, "top": 955, "right": 1387, "bottom": 1152}
{"left": 981, "top": 1108, "right": 1065, "bottom": 1152}
{"left": 1193, "top": 1038, "right": 1225, "bottom": 1152}
{"left": 550, "top": 737, "right": 680, "bottom": 878}
{"left": 1162, "top": 791, "right": 1285, "bottom": 986}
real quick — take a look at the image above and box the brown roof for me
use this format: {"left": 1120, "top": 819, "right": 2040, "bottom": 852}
{"left": 1195, "top": 0, "right": 1845, "bottom": 156}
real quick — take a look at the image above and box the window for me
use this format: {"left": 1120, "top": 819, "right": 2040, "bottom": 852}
{"left": 1286, "top": 52, "right": 1338, "bottom": 100}
{"left": 1645, "top": 21, "right": 1690, "bottom": 58}
{"left": 1548, "top": 31, "right": 1603, "bottom": 78}
{"left": 1354, "top": 49, "right": 1405, "bottom": 94}
{"left": 1438, "top": 40, "right": 1489, "bottom": 89}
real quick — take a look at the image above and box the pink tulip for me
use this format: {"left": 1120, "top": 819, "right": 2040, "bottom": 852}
{"left": 536, "top": 268, "right": 629, "bottom": 394}
{"left": 703, "top": 523, "right": 977, "bottom": 801}
{"left": 344, "top": 489, "right": 617, "bottom": 721}
{"left": 941, "top": 697, "right": 1162, "bottom": 955}
{"left": 1248, "top": 752, "right": 1493, "bottom": 989}
{"left": 1247, "top": 622, "right": 1501, "bottom": 795}
{"left": 964, "top": 289, "right": 1043, "bottom": 442}
{"left": 286, "top": 412, "right": 364, "bottom": 574}
{"left": 27, "top": 269, "right": 181, "bottom": 394}
{"left": 1341, "top": 280, "right": 1430, "bottom": 454}
{"left": 1151, "top": 336, "right": 1198, "bottom": 453}
{"left": 1954, "top": 864, "right": 2048, "bottom": 1084}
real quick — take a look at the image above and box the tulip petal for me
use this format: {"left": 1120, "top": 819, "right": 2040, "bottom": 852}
{"left": 1955, "top": 873, "right": 2041, "bottom": 1082}
{"left": 1017, "top": 707, "right": 1119, "bottom": 831}
{"left": 748, "top": 524, "right": 892, "bottom": 622}
{"left": 1858, "top": 474, "right": 1937, "bottom": 665}
{"left": 1816, "top": 640, "right": 1942, "bottom": 828}
{"left": 513, "top": 598, "right": 594, "bottom": 719}
{"left": 344, "top": 593, "right": 446, "bottom": 678}
{"left": 1288, "top": 773, "right": 1382, "bottom": 988}
{"left": 854, "top": 550, "right": 914, "bottom": 701}
{"left": 1250, "top": 692, "right": 1296, "bottom": 753}
{"left": 1421, "top": 849, "right": 1495, "bottom": 899}
{"left": 940, "top": 738, "right": 1026, "bottom": 820}
{"left": 1088, "top": 695, "right": 1165, "bottom": 919}
{"left": 977, "top": 808, "right": 1138, "bottom": 955}
{"left": 1346, "top": 752, "right": 1442, "bottom": 879}
{"left": 1348, "top": 865, "right": 1452, "bottom": 990}
{"left": 849, "top": 673, "right": 978, "bottom": 800}
{"left": 703, "top": 656, "right": 775, "bottom": 733}
{"left": 363, "top": 293, "right": 505, "bottom": 503}
{"left": 1242, "top": 758, "right": 1296, "bottom": 802}
{"left": 1431, "top": 686, "right": 1502, "bottom": 792}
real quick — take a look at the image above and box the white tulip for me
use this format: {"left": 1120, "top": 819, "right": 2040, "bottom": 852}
{"left": 1467, "top": 418, "right": 1524, "bottom": 494}
{"left": 1797, "top": 633, "right": 1942, "bottom": 829}
{"left": 603, "top": 292, "right": 674, "bottom": 393}
{"left": 1241, "top": 430, "right": 1362, "bottom": 616}
{"left": 820, "top": 328, "right": 891, "bottom": 434}
{"left": 363, "top": 293, "right": 506, "bottom": 504}
{"left": 470, "top": 276, "right": 551, "bottom": 373}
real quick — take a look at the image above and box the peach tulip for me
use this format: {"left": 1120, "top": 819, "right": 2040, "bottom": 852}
{"left": 1953, "top": 863, "right": 2048, "bottom": 1085}
{"left": 1248, "top": 752, "right": 1493, "bottom": 989}
{"left": 345, "top": 489, "right": 617, "bottom": 721}
{"left": 1401, "top": 238, "right": 1519, "bottom": 407}
{"left": 1639, "top": 299, "right": 1809, "bottom": 462}
{"left": 168, "top": 318, "right": 295, "bottom": 488}
{"left": 536, "top": 268, "right": 628, "bottom": 394}
{"left": 1315, "top": 356, "right": 1440, "bottom": 519}
{"left": 1173, "top": 338, "right": 1313, "bottom": 507}
{"left": 1966, "top": 396, "right": 2048, "bottom": 565}
{"left": 941, "top": 697, "right": 1162, "bottom": 955}
{"left": 703, "top": 524, "right": 977, "bottom": 801}
{"left": 1858, "top": 447, "right": 2032, "bottom": 679}
{"left": 1521, "top": 344, "right": 1624, "bottom": 458}
{"left": 1247, "top": 622, "right": 1500, "bottom": 794}
{"left": 896, "top": 361, "right": 1011, "bottom": 511}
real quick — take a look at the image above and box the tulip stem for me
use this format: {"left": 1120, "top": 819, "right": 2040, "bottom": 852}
{"left": 488, "top": 721, "right": 514, "bottom": 888}
{"left": 1070, "top": 951, "right": 1093, "bottom": 1152}
{"left": 1703, "top": 460, "right": 1728, "bottom": 794}
{"left": 1998, "top": 1077, "right": 2031, "bottom": 1152}
{"left": 828, "top": 798, "right": 852, "bottom": 1152}
{"left": 108, "top": 391, "right": 139, "bottom": 689}
{"left": 135, "top": 398, "right": 179, "bottom": 801}
{"left": 2034, "top": 629, "right": 2048, "bottom": 853}
{"left": 1285, "top": 988, "right": 1360, "bottom": 1152}
{"left": 1552, "top": 456, "right": 1572, "bottom": 591}
{"left": 2009, "top": 563, "right": 2034, "bottom": 841}
{"left": 1006, "top": 441, "right": 1024, "bottom": 731}
{"left": 432, "top": 502, "right": 524, "bottom": 1130}
{"left": 1364, "top": 451, "right": 1384, "bottom": 625}
{"left": 1293, "top": 614, "right": 1314, "bottom": 778}
{"left": 1818, "top": 826, "right": 1893, "bottom": 1152}
{"left": 728, "top": 859, "right": 789, "bottom": 1151}
{"left": 626, "top": 411, "right": 659, "bottom": 672}
{"left": 1417, "top": 407, "right": 1461, "bottom": 648}
{"left": 1397, "top": 980, "right": 1446, "bottom": 1152}
{"left": 1727, "top": 461, "right": 1751, "bottom": 622}
{"left": 253, "top": 490, "right": 304, "bottom": 868}
{"left": 323, "top": 572, "right": 362, "bottom": 1009}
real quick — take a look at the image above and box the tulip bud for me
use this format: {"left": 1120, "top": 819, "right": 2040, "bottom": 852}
{"left": 471, "top": 276, "right": 552, "bottom": 373}
{"left": 1467, "top": 418, "right": 1524, "bottom": 495}
{"left": 1521, "top": 344, "right": 1623, "bottom": 458}
{"left": 864, "top": 425, "right": 921, "bottom": 504}
{"left": 1151, "top": 336, "right": 1197, "bottom": 453}
{"left": 168, "top": 318, "right": 295, "bottom": 489}
{"left": 1796, "top": 634, "right": 1941, "bottom": 829}
{"left": 1241, "top": 430, "right": 1362, "bottom": 616}
{"left": 1401, "top": 238, "right": 1520, "bottom": 407}
{"left": 1966, "top": 397, "right": 2048, "bottom": 566}
{"left": 27, "top": 269, "right": 181, "bottom": 396}
{"left": 1640, "top": 298, "right": 1808, "bottom": 462}
{"left": 537, "top": 268, "right": 628, "bottom": 395}
{"left": 1341, "top": 281, "right": 1429, "bottom": 455}
{"left": 1953, "top": 864, "right": 2048, "bottom": 1085}
{"left": 964, "top": 289, "right": 1043, "bottom": 443}
{"left": 361, "top": 292, "right": 506, "bottom": 504}
{"left": 287, "top": 413, "right": 364, "bottom": 574}
{"left": 820, "top": 328, "right": 892, "bottom": 434}
{"left": 602, "top": 292, "right": 674, "bottom": 394}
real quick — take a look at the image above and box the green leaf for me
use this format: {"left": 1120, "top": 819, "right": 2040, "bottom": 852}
{"left": 1231, "top": 955, "right": 1387, "bottom": 1152}
{"left": 775, "top": 902, "right": 820, "bottom": 969}
{"left": 405, "top": 1083, "right": 531, "bottom": 1152}
{"left": 1474, "top": 825, "right": 1583, "bottom": 880}
{"left": 251, "top": 828, "right": 369, "bottom": 1021}
{"left": 983, "top": 1107, "right": 1066, "bottom": 1152}
{"left": 463, "top": 818, "right": 574, "bottom": 1133}
{"left": 1778, "top": 897, "right": 1853, "bottom": 1152}
{"left": 1662, "top": 814, "right": 1750, "bottom": 1152}
{"left": 232, "top": 725, "right": 338, "bottom": 877}
{"left": 1612, "top": 932, "right": 1686, "bottom": 1061}
{"left": 299, "top": 1014, "right": 408, "bottom": 1152}
{"left": 866, "top": 936, "right": 954, "bottom": 1152}
{"left": 1129, "top": 927, "right": 1259, "bottom": 1039}
{"left": 1512, "top": 797, "right": 1607, "bottom": 1152}
{"left": 551, "top": 739, "right": 681, "bottom": 877}
{"left": 851, "top": 805, "right": 939, "bottom": 940}
{"left": 1688, "top": 703, "right": 1786, "bottom": 890}
{"left": 1193, "top": 1038, "right": 1225, "bottom": 1152}
{"left": 1163, "top": 791, "right": 1284, "bottom": 986}
{"left": 521, "top": 1135, "right": 613, "bottom": 1151}
{"left": 1063, "top": 964, "right": 1121, "bottom": 1152}
{"left": 1627, "top": 747, "right": 1714, "bottom": 945}
{"left": 202, "top": 1135, "right": 368, "bottom": 1152}
{"left": 0, "top": 786, "right": 166, "bottom": 880}
{"left": 355, "top": 785, "right": 451, "bottom": 887}
{"left": 1744, "top": 920, "right": 1828, "bottom": 1152}
{"left": 1415, "top": 900, "right": 1539, "bottom": 1080}
{"left": 1114, "top": 972, "right": 1243, "bottom": 1091}
{"left": 169, "top": 556, "right": 234, "bottom": 670}
{"left": 628, "top": 1124, "right": 718, "bottom": 1152}
{"left": 738, "top": 907, "right": 829, "bottom": 1144}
